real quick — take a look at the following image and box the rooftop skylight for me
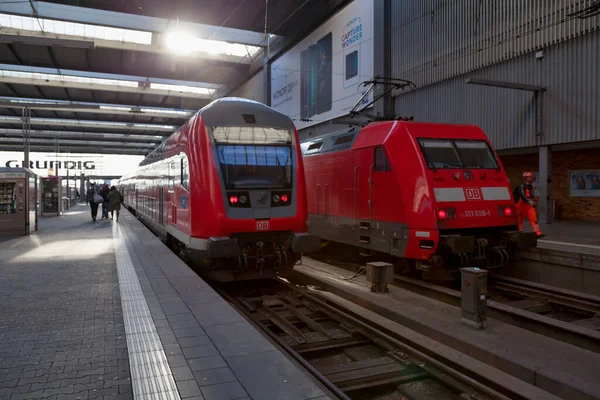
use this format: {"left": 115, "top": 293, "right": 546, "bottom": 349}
{"left": 0, "top": 13, "right": 152, "bottom": 45}
{"left": 0, "top": 69, "right": 216, "bottom": 96}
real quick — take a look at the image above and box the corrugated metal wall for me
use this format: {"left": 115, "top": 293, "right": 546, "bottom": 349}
{"left": 391, "top": 0, "right": 600, "bottom": 89}
{"left": 228, "top": 70, "right": 266, "bottom": 103}
{"left": 394, "top": 30, "right": 600, "bottom": 149}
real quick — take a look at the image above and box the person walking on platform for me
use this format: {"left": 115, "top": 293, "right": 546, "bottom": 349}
{"left": 514, "top": 172, "right": 544, "bottom": 238}
{"left": 100, "top": 184, "right": 110, "bottom": 219}
{"left": 108, "top": 186, "right": 121, "bottom": 222}
{"left": 86, "top": 183, "right": 100, "bottom": 221}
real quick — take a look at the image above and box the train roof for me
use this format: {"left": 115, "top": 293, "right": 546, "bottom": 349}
{"left": 300, "top": 121, "right": 487, "bottom": 156}
{"left": 199, "top": 97, "right": 295, "bottom": 130}
{"left": 138, "top": 97, "right": 296, "bottom": 167}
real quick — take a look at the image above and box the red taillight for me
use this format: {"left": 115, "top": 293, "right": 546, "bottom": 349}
{"left": 280, "top": 194, "right": 288, "bottom": 203}
{"left": 229, "top": 195, "right": 238, "bottom": 204}
{"left": 504, "top": 206, "right": 512, "bottom": 216}
{"left": 438, "top": 209, "right": 447, "bottom": 219}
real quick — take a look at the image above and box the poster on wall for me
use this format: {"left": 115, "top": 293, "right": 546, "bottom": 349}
{"left": 569, "top": 170, "right": 600, "bottom": 197}
{"left": 270, "top": 0, "right": 374, "bottom": 130}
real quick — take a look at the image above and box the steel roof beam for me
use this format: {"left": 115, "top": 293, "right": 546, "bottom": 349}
{"left": 2, "top": 137, "right": 155, "bottom": 148}
{"left": 0, "top": 115, "right": 176, "bottom": 132}
{"left": 0, "top": 30, "right": 252, "bottom": 65}
{"left": 0, "top": 1, "right": 270, "bottom": 46}
{"left": 0, "top": 129, "right": 162, "bottom": 143}
{"left": 0, "top": 96, "right": 195, "bottom": 119}
{"left": 0, "top": 144, "right": 150, "bottom": 155}
{"left": 0, "top": 64, "right": 220, "bottom": 99}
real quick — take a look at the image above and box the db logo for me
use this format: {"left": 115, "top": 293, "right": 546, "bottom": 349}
{"left": 465, "top": 188, "right": 481, "bottom": 201}
{"left": 256, "top": 221, "right": 270, "bottom": 231}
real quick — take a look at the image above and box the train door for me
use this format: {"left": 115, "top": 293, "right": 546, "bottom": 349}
{"left": 158, "top": 186, "right": 164, "bottom": 226}
{"left": 372, "top": 146, "right": 392, "bottom": 221}
{"left": 354, "top": 147, "right": 374, "bottom": 224}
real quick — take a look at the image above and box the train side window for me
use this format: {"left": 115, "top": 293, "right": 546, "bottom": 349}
{"left": 374, "top": 147, "right": 391, "bottom": 172}
{"left": 181, "top": 158, "right": 189, "bottom": 191}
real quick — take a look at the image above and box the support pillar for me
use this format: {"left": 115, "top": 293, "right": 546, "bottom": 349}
{"left": 263, "top": 56, "right": 271, "bottom": 106}
{"left": 373, "top": 0, "right": 393, "bottom": 118}
{"left": 22, "top": 107, "right": 31, "bottom": 168}
{"left": 538, "top": 145, "right": 553, "bottom": 224}
{"left": 80, "top": 173, "right": 85, "bottom": 203}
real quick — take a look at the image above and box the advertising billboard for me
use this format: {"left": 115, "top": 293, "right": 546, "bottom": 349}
{"left": 0, "top": 152, "right": 143, "bottom": 178}
{"left": 569, "top": 170, "right": 600, "bottom": 197}
{"left": 270, "top": 0, "right": 374, "bottom": 130}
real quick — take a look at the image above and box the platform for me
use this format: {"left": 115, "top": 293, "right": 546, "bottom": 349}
{"left": 0, "top": 204, "right": 332, "bottom": 400}
{"left": 536, "top": 220, "right": 600, "bottom": 256}
{"left": 294, "top": 258, "right": 600, "bottom": 400}
{"left": 500, "top": 219, "right": 600, "bottom": 295}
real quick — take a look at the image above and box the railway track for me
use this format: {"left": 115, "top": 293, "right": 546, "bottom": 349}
{"left": 307, "top": 247, "right": 600, "bottom": 354}
{"left": 215, "top": 279, "right": 524, "bottom": 400}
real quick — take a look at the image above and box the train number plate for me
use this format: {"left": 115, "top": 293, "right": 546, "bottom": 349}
{"left": 465, "top": 209, "right": 491, "bottom": 217}
{"left": 256, "top": 221, "right": 270, "bottom": 231}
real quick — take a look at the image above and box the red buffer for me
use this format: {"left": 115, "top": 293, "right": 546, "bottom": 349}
{"left": 300, "top": 121, "right": 538, "bottom": 278}
{"left": 119, "top": 98, "right": 320, "bottom": 282}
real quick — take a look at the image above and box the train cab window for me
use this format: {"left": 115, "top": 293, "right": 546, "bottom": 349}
{"left": 418, "top": 139, "right": 499, "bottom": 169}
{"left": 374, "top": 147, "right": 391, "bottom": 172}
{"left": 454, "top": 141, "right": 498, "bottom": 169}
{"left": 181, "top": 158, "right": 189, "bottom": 191}
{"left": 418, "top": 139, "right": 462, "bottom": 169}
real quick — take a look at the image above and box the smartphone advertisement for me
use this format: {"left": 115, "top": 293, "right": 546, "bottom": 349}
{"left": 270, "top": 0, "right": 373, "bottom": 130}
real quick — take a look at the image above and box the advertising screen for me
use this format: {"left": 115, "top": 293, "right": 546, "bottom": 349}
{"left": 270, "top": 0, "right": 374, "bottom": 130}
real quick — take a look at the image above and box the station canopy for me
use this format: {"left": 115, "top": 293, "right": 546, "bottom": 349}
{"left": 0, "top": 0, "right": 351, "bottom": 161}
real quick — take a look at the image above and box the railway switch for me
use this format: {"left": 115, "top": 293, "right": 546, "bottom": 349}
{"left": 366, "top": 262, "right": 394, "bottom": 293}
{"left": 460, "top": 267, "right": 488, "bottom": 329}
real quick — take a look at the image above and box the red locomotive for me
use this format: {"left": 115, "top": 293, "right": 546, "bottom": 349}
{"left": 300, "top": 79, "right": 537, "bottom": 279}
{"left": 119, "top": 98, "right": 320, "bottom": 282}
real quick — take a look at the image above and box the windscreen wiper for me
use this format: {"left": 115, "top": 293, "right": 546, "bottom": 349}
{"left": 258, "top": 175, "right": 283, "bottom": 203}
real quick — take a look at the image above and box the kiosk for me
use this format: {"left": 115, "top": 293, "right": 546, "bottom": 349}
{"left": 0, "top": 168, "right": 38, "bottom": 236}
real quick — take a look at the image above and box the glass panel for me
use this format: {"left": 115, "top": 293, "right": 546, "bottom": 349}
{"left": 212, "top": 126, "right": 291, "bottom": 145}
{"left": 374, "top": 147, "right": 390, "bottom": 172}
{"left": 216, "top": 145, "right": 292, "bottom": 189}
{"left": 419, "top": 139, "right": 462, "bottom": 169}
{"left": 454, "top": 141, "right": 498, "bottom": 169}
{"left": 419, "top": 139, "right": 499, "bottom": 169}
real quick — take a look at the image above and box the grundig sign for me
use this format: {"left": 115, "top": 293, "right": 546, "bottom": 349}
{"left": 5, "top": 160, "right": 96, "bottom": 170}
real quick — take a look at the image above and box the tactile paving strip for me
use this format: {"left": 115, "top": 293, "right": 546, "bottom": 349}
{"left": 113, "top": 223, "right": 181, "bottom": 400}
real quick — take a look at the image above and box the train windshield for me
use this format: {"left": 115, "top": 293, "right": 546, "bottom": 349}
{"left": 418, "top": 139, "right": 498, "bottom": 169}
{"left": 212, "top": 127, "right": 293, "bottom": 189}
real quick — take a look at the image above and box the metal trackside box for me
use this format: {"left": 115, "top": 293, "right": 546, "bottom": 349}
{"left": 460, "top": 267, "right": 488, "bottom": 329}
{"left": 366, "top": 261, "right": 394, "bottom": 293}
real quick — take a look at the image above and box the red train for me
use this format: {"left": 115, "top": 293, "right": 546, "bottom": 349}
{"left": 300, "top": 121, "right": 538, "bottom": 279}
{"left": 119, "top": 98, "right": 320, "bottom": 282}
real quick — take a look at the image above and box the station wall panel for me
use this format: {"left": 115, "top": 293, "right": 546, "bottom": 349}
{"left": 229, "top": 70, "right": 266, "bottom": 104}
{"left": 393, "top": 30, "right": 600, "bottom": 150}
{"left": 390, "top": 0, "right": 600, "bottom": 90}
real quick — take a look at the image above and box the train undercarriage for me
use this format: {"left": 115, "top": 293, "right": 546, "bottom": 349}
{"left": 169, "top": 230, "right": 320, "bottom": 282}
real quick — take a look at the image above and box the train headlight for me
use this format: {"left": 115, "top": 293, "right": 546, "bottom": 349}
{"left": 280, "top": 194, "right": 288, "bottom": 203}
{"left": 229, "top": 195, "right": 238, "bottom": 204}
{"left": 436, "top": 207, "right": 455, "bottom": 220}
{"left": 239, "top": 195, "right": 248, "bottom": 204}
{"left": 499, "top": 205, "right": 513, "bottom": 216}
{"left": 272, "top": 194, "right": 280, "bottom": 203}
